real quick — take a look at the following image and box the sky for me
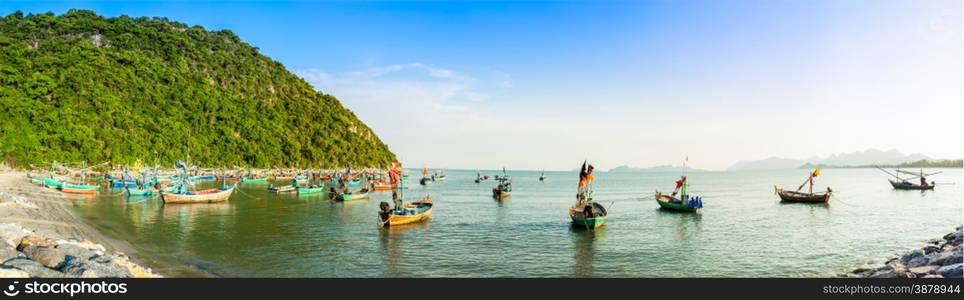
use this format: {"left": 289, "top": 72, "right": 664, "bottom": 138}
{"left": 4, "top": 0, "right": 962, "bottom": 170}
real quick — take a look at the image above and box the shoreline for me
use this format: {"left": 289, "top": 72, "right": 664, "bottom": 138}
{"left": 0, "top": 169, "right": 160, "bottom": 278}
{"left": 847, "top": 226, "right": 963, "bottom": 278}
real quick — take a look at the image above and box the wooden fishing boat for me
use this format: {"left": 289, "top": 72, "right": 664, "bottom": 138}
{"left": 775, "top": 186, "right": 831, "bottom": 203}
{"left": 492, "top": 186, "right": 511, "bottom": 199}
{"left": 126, "top": 188, "right": 157, "bottom": 196}
{"left": 569, "top": 201, "right": 607, "bottom": 229}
{"left": 655, "top": 193, "right": 701, "bottom": 213}
{"left": 111, "top": 180, "right": 138, "bottom": 188}
{"left": 336, "top": 191, "right": 370, "bottom": 202}
{"left": 215, "top": 176, "right": 242, "bottom": 182}
{"left": 268, "top": 185, "right": 297, "bottom": 193}
{"left": 43, "top": 178, "right": 64, "bottom": 189}
{"left": 242, "top": 177, "right": 268, "bottom": 183}
{"left": 161, "top": 185, "right": 235, "bottom": 203}
{"left": 888, "top": 179, "right": 935, "bottom": 190}
{"left": 30, "top": 177, "right": 44, "bottom": 185}
{"left": 373, "top": 183, "right": 394, "bottom": 191}
{"left": 378, "top": 198, "right": 433, "bottom": 227}
{"left": 61, "top": 183, "right": 99, "bottom": 194}
{"left": 298, "top": 186, "right": 326, "bottom": 194}
{"left": 346, "top": 180, "right": 361, "bottom": 188}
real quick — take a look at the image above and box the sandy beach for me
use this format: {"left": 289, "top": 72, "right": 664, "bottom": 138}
{"left": 0, "top": 167, "right": 160, "bottom": 278}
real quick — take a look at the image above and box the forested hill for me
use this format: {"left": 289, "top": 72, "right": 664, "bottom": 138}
{"left": 0, "top": 10, "right": 397, "bottom": 168}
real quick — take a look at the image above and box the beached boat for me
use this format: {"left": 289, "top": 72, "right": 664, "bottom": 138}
{"left": 43, "top": 178, "right": 64, "bottom": 189}
{"left": 378, "top": 198, "right": 433, "bottom": 227}
{"left": 888, "top": 179, "right": 935, "bottom": 190}
{"left": 655, "top": 193, "right": 702, "bottom": 213}
{"left": 161, "top": 185, "right": 236, "bottom": 204}
{"left": 268, "top": 185, "right": 297, "bottom": 193}
{"left": 569, "top": 201, "right": 607, "bottom": 229}
{"left": 776, "top": 169, "right": 831, "bottom": 203}
{"left": 242, "top": 177, "right": 268, "bottom": 183}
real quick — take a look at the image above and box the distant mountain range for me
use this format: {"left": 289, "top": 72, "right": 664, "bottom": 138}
{"left": 727, "top": 149, "right": 933, "bottom": 171}
{"left": 608, "top": 165, "right": 705, "bottom": 172}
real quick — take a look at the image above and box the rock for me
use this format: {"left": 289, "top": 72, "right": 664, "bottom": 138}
{"left": 1, "top": 257, "right": 64, "bottom": 278}
{"left": 900, "top": 249, "right": 925, "bottom": 265}
{"left": 17, "top": 236, "right": 55, "bottom": 251}
{"left": 908, "top": 265, "right": 939, "bottom": 276}
{"left": 943, "top": 230, "right": 962, "bottom": 243}
{"left": 56, "top": 239, "right": 106, "bottom": 252}
{"left": 0, "top": 265, "right": 28, "bottom": 278}
{"left": 59, "top": 256, "right": 132, "bottom": 278}
{"left": 0, "top": 245, "right": 23, "bottom": 262}
{"left": 0, "top": 223, "right": 30, "bottom": 248}
{"left": 942, "top": 251, "right": 963, "bottom": 266}
{"left": 922, "top": 274, "right": 944, "bottom": 278}
{"left": 936, "top": 263, "right": 963, "bottom": 278}
{"left": 927, "top": 251, "right": 954, "bottom": 266}
{"left": 20, "top": 246, "right": 66, "bottom": 269}
{"left": 923, "top": 245, "right": 941, "bottom": 254}
{"left": 907, "top": 256, "right": 931, "bottom": 268}
{"left": 870, "top": 263, "right": 911, "bottom": 278}
{"left": 55, "top": 244, "right": 98, "bottom": 261}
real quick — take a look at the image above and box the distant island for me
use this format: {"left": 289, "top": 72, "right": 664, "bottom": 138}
{"left": 726, "top": 149, "right": 957, "bottom": 170}
{"left": 0, "top": 10, "right": 396, "bottom": 168}
{"left": 608, "top": 165, "right": 706, "bottom": 172}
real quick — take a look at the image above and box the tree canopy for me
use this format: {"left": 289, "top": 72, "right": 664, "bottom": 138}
{"left": 0, "top": 10, "right": 397, "bottom": 168}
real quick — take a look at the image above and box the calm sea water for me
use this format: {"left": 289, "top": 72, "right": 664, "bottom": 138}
{"left": 69, "top": 168, "right": 962, "bottom": 277}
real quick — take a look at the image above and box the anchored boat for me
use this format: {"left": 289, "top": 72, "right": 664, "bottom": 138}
{"left": 776, "top": 168, "right": 831, "bottom": 203}
{"left": 569, "top": 161, "right": 607, "bottom": 229}
{"left": 161, "top": 185, "right": 236, "bottom": 203}
{"left": 877, "top": 167, "right": 939, "bottom": 190}
{"left": 378, "top": 197, "right": 433, "bottom": 227}
{"left": 655, "top": 175, "right": 703, "bottom": 213}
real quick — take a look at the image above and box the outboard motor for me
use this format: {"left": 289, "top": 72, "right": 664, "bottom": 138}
{"left": 378, "top": 201, "right": 392, "bottom": 225}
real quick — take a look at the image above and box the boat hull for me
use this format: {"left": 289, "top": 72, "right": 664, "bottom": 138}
{"left": 298, "top": 187, "right": 325, "bottom": 194}
{"left": 381, "top": 200, "right": 433, "bottom": 226}
{"left": 775, "top": 187, "right": 831, "bottom": 203}
{"left": 569, "top": 202, "right": 607, "bottom": 229}
{"left": 373, "top": 184, "right": 394, "bottom": 191}
{"left": 127, "top": 188, "right": 156, "bottom": 196}
{"left": 161, "top": 185, "right": 235, "bottom": 203}
{"left": 242, "top": 178, "right": 268, "bottom": 183}
{"left": 338, "top": 192, "right": 370, "bottom": 201}
{"left": 61, "top": 185, "right": 98, "bottom": 194}
{"left": 888, "top": 179, "right": 935, "bottom": 190}
{"left": 656, "top": 195, "right": 699, "bottom": 213}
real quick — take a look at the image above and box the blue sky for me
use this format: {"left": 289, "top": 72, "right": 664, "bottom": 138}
{"left": 4, "top": 1, "right": 962, "bottom": 170}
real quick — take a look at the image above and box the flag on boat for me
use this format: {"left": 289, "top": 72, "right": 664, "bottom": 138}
{"left": 811, "top": 168, "right": 821, "bottom": 178}
{"left": 578, "top": 161, "right": 594, "bottom": 189}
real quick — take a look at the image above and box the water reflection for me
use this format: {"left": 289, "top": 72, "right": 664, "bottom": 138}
{"left": 378, "top": 221, "right": 431, "bottom": 277}
{"left": 570, "top": 225, "right": 605, "bottom": 277}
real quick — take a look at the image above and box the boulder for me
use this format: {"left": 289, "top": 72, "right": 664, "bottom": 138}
{"left": 0, "top": 265, "right": 28, "bottom": 278}
{"left": 900, "top": 249, "right": 925, "bottom": 265}
{"left": 55, "top": 244, "right": 98, "bottom": 261}
{"left": 908, "top": 265, "right": 939, "bottom": 276}
{"left": 0, "top": 223, "right": 30, "bottom": 248}
{"left": 942, "top": 251, "right": 963, "bottom": 266}
{"left": 16, "top": 236, "right": 55, "bottom": 251}
{"left": 923, "top": 245, "right": 941, "bottom": 254}
{"left": 59, "top": 256, "right": 132, "bottom": 278}
{"left": 1, "top": 257, "right": 64, "bottom": 278}
{"left": 0, "top": 246, "right": 22, "bottom": 262}
{"left": 936, "top": 264, "right": 963, "bottom": 278}
{"left": 20, "top": 246, "right": 66, "bottom": 269}
{"left": 906, "top": 256, "right": 930, "bottom": 268}
{"left": 922, "top": 274, "right": 944, "bottom": 278}
{"left": 870, "top": 263, "right": 911, "bottom": 278}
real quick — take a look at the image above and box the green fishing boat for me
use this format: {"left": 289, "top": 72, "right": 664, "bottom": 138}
{"left": 336, "top": 191, "right": 370, "bottom": 201}
{"left": 43, "top": 178, "right": 64, "bottom": 189}
{"left": 242, "top": 177, "right": 268, "bottom": 183}
{"left": 298, "top": 187, "right": 326, "bottom": 194}
{"left": 655, "top": 194, "right": 701, "bottom": 213}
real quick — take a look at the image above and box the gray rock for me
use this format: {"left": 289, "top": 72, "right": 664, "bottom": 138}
{"left": 870, "top": 263, "right": 910, "bottom": 278}
{"left": 942, "top": 251, "right": 963, "bottom": 266}
{"left": 1, "top": 257, "right": 64, "bottom": 278}
{"left": 926, "top": 251, "right": 954, "bottom": 265}
{"left": 906, "top": 256, "right": 931, "bottom": 268}
{"left": 936, "top": 263, "right": 962, "bottom": 278}
{"left": 0, "top": 246, "right": 23, "bottom": 262}
{"left": 55, "top": 244, "right": 98, "bottom": 261}
{"left": 59, "top": 256, "right": 132, "bottom": 278}
{"left": 900, "top": 249, "right": 925, "bottom": 265}
{"left": 20, "top": 246, "right": 66, "bottom": 269}
{"left": 923, "top": 245, "right": 941, "bottom": 254}
{"left": 944, "top": 230, "right": 962, "bottom": 243}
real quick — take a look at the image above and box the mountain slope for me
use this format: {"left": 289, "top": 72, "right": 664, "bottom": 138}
{"left": 0, "top": 10, "right": 396, "bottom": 168}
{"left": 728, "top": 149, "right": 932, "bottom": 170}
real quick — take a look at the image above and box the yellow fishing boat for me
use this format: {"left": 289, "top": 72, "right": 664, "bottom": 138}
{"left": 378, "top": 197, "right": 433, "bottom": 227}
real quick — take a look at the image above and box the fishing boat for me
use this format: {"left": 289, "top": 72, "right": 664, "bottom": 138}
{"left": 215, "top": 175, "right": 242, "bottom": 182}
{"left": 373, "top": 183, "right": 394, "bottom": 191}
{"left": 43, "top": 178, "right": 64, "bottom": 189}
{"left": 492, "top": 168, "right": 512, "bottom": 199}
{"left": 298, "top": 186, "right": 326, "bottom": 194}
{"left": 570, "top": 161, "right": 607, "bottom": 229}
{"left": 877, "top": 167, "right": 939, "bottom": 190}
{"left": 346, "top": 180, "right": 361, "bottom": 188}
{"left": 539, "top": 170, "right": 545, "bottom": 181}
{"left": 268, "top": 184, "right": 297, "bottom": 193}
{"left": 242, "top": 177, "right": 268, "bottom": 183}
{"left": 126, "top": 188, "right": 157, "bottom": 196}
{"left": 378, "top": 197, "right": 433, "bottom": 227}
{"left": 655, "top": 175, "right": 703, "bottom": 213}
{"left": 655, "top": 193, "right": 703, "bottom": 213}
{"left": 161, "top": 185, "right": 236, "bottom": 204}
{"left": 336, "top": 190, "right": 370, "bottom": 202}
{"left": 61, "top": 183, "right": 100, "bottom": 195}
{"left": 569, "top": 201, "right": 607, "bottom": 229}
{"left": 433, "top": 170, "right": 446, "bottom": 181}
{"left": 775, "top": 168, "right": 831, "bottom": 203}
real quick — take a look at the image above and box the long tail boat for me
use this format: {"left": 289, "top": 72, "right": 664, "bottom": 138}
{"left": 655, "top": 175, "right": 703, "bottom": 213}
{"left": 492, "top": 168, "right": 511, "bottom": 199}
{"left": 877, "top": 167, "right": 939, "bottom": 190}
{"left": 161, "top": 185, "right": 236, "bottom": 204}
{"left": 378, "top": 197, "right": 433, "bottom": 227}
{"left": 570, "top": 161, "right": 606, "bottom": 229}
{"left": 61, "top": 183, "right": 100, "bottom": 194}
{"left": 241, "top": 177, "right": 268, "bottom": 183}
{"left": 336, "top": 190, "right": 370, "bottom": 202}
{"left": 776, "top": 169, "right": 831, "bottom": 203}
{"left": 298, "top": 186, "right": 326, "bottom": 194}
